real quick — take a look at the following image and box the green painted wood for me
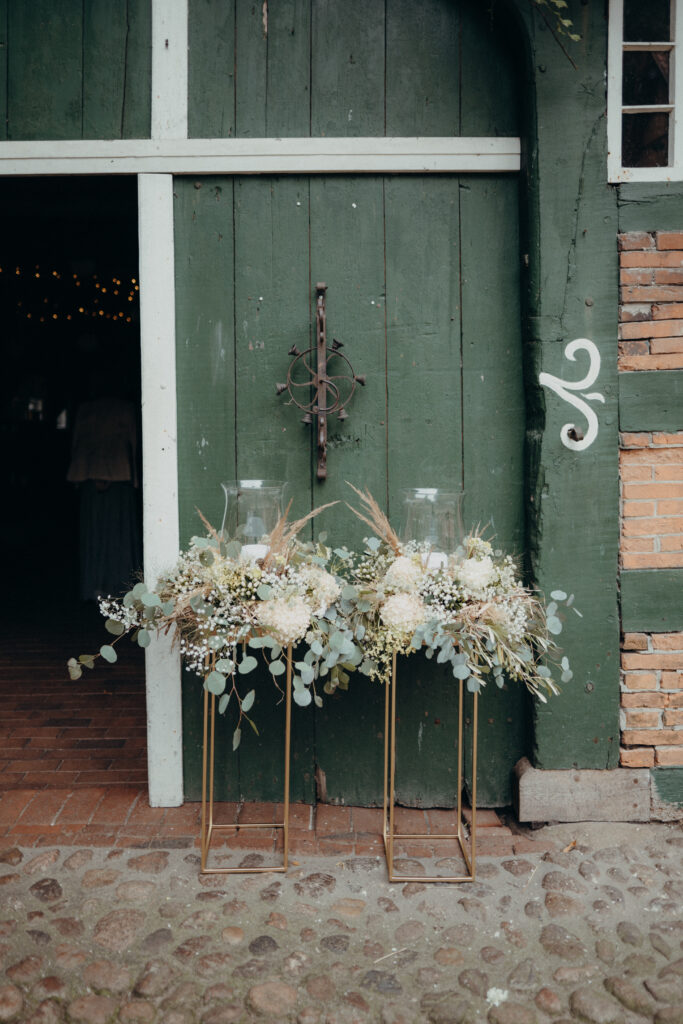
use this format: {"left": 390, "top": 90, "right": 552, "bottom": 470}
{"left": 174, "top": 178, "right": 237, "bottom": 545}
{"left": 264, "top": 0, "right": 311, "bottom": 137}
{"left": 618, "top": 183, "right": 683, "bottom": 232}
{"left": 525, "top": 0, "right": 621, "bottom": 772}
{"left": 83, "top": 0, "right": 132, "bottom": 138}
{"left": 310, "top": 174, "right": 388, "bottom": 805}
{"left": 235, "top": 0, "right": 267, "bottom": 137}
{"left": 188, "top": 0, "right": 235, "bottom": 138}
{"left": 651, "top": 767, "right": 683, "bottom": 807}
{"left": 0, "top": 1, "right": 7, "bottom": 141}
{"left": 8, "top": 0, "right": 83, "bottom": 140}
{"left": 460, "top": 175, "right": 527, "bottom": 805}
{"left": 619, "top": 371, "right": 683, "bottom": 432}
{"left": 232, "top": 175, "right": 315, "bottom": 802}
{"left": 385, "top": 0, "right": 459, "bottom": 136}
{"left": 621, "top": 569, "right": 683, "bottom": 633}
{"left": 121, "top": 0, "right": 152, "bottom": 138}
{"left": 311, "top": 0, "right": 385, "bottom": 137}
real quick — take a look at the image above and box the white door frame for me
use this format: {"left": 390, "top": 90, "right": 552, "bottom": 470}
{"left": 0, "top": 0, "right": 520, "bottom": 806}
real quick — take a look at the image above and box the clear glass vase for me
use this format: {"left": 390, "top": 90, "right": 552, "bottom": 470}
{"left": 399, "top": 487, "right": 465, "bottom": 568}
{"left": 220, "top": 480, "right": 287, "bottom": 559}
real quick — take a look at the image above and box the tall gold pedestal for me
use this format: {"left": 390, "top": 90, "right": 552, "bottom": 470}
{"left": 383, "top": 652, "right": 478, "bottom": 883}
{"left": 200, "top": 645, "right": 292, "bottom": 874}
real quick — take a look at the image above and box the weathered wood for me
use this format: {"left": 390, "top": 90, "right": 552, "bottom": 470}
{"left": 651, "top": 767, "right": 683, "bottom": 810}
{"left": 514, "top": 757, "right": 651, "bottom": 823}
{"left": 122, "top": 0, "right": 152, "bottom": 138}
{"left": 235, "top": 0, "right": 267, "bottom": 137}
{"left": 233, "top": 175, "right": 315, "bottom": 801}
{"left": 311, "top": 0, "right": 385, "bottom": 137}
{"left": 8, "top": 0, "right": 82, "bottom": 140}
{"left": 188, "top": 0, "right": 235, "bottom": 139}
{"left": 173, "top": 177, "right": 237, "bottom": 544}
{"left": 264, "top": 0, "right": 311, "bottom": 137}
{"left": 619, "top": 370, "right": 683, "bottom": 432}
{"left": 385, "top": 0, "right": 459, "bottom": 136}
{"left": 84, "top": 1, "right": 133, "bottom": 138}
{"left": 621, "top": 569, "right": 683, "bottom": 633}
{"left": 0, "top": 1, "right": 7, "bottom": 141}
{"left": 618, "top": 182, "right": 683, "bottom": 232}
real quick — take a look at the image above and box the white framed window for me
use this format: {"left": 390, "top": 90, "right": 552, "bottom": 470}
{"left": 608, "top": 0, "right": 683, "bottom": 181}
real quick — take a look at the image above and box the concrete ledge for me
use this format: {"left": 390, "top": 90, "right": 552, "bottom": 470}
{"left": 513, "top": 757, "right": 651, "bottom": 823}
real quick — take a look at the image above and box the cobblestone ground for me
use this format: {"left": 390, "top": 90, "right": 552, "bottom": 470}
{"left": 0, "top": 821, "right": 681, "bottom": 1024}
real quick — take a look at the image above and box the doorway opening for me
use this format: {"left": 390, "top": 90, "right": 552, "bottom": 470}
{"left": 0, "top": 176, "right": 148, "bottom": 790}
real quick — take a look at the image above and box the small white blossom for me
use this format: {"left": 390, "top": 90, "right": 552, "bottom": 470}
{"left": 380, "top": 592, "right": 426, "bottom": 634}
{"left": 383, "top": 555, "right": 423, "bottom": 591}
{"left": 298, "top": 565, "right": 341, "bottom": 615}
{"left": 254, "top": 595, "right": 311, "bottom": 645}
{"left": 455, "top": 555, "right": 495, "bottom": 597}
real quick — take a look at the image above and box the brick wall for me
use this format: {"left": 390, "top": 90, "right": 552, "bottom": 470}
{"left": 618, "top": 231, "right": 683, "bottom": 773}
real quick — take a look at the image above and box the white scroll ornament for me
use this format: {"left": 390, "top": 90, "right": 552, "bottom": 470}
{"left": 539, "top": 338, "right": 605, "bottom": 452}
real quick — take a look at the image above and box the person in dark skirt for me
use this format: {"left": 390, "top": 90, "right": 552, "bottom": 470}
{"left": 67, "top": 374, "right": 141, "bottom": 601}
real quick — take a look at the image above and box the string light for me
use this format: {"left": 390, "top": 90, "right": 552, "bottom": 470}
{"left": 5, "top": 265, "right": 139, "bottom": 326}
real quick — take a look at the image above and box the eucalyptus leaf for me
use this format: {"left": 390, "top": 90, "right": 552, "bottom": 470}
{"left": 547, "top": 616, "right": 563, "bottom": 636}
{"left": 205, "top": 670, "right": 226, "bottom": 695}
{"left": 269, "top": 660, "right": 285, "bottom": 676}
{"left": 225, "top": 540, "right": 242, "bottom": 560}
{"left": 132, "top": 582, "right": 148, "bottom": 597}
{"left": 238, "top": 656, "right": 258, "bottom": 674}
{"left": 232, "top": 727, "right": 241, "bottom": 751}
{"left": 218, "top": 693, "right": 230, "bottom": 714}
{"left": 78, "top": 654, "right": 95, "bottom": 668}
{"left": 241, "top": 689, "right": 255, "bottom": 713}
{"left": 537, "top": 665, "right": 552, "bottom": 678}
{"left": 141, "top": 591, "right": 162, "bottom": 608}
{"left": 561, "top": 669, "right": 574, "bottom": 683}
{"left": 550, "top": 590, "right": 567, "bottom": 601}
{"left": 215, "top": 658, "right": 235, "bottom": 673}
{"left": 314, "top": 694, "right": 323, "bottom": 708}
{"left": 100, "top": 644, "right": 117, "bottom": 664}
{"left": 105, "top": 618, "right": 125, "bottom": 636}
{"left": 122, "top": 591, "right": 135, "bottom": 607}
{"left": 341, "top": 585, "right": 358, "bottom": 600}
{"left": 161, "top": 600, "right": 175, "bottom": 615}
{"left": 299, "top": 664, "right": 314, "bottom": 686}
{"left": 293, "top": 687, "right": 312, "bottom": 707}
{"left": 366, "top": 536, "right": 381, "bottom": 551}
{"left": 248, "top": 636, "right": 266, "bottom": 648}
{"left": 137, "top": 629, "right": 151, "bottom": 648}
{"left": 466, "top": 676, "right": 481, "bottom": 693}
{"left": 67, "top": 658, "right": 83, "bottom": 680}
{"left": 257, "top": 584, "right": 273, "bottom": 600}
{"left": 311, "top": 640, "right": 323, "bottom": 657}
{"left": 199, "top": 549, "right": 215, "bottom": 567}
{"left": 452, "top": 663, "right": 470, "bottom": 680}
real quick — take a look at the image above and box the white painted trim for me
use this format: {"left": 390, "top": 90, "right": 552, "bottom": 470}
{"left": 151, "top": 0, "right": 188, "bottom": 139}
{"left": 138, "top": 173, "right": 183, "bottom": 807}
{"left": 0, "top": 137, "right": 521, "bottom": 176}
{"left": 607, "top": 0, "right": 624, "bottom": 182}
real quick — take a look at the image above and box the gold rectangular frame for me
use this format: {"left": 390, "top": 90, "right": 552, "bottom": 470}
{"left": 383, "top": 652, "right": 478, "bottom": 883}
{"left": 200, "top": 644, "right": 292, "bottom": 874}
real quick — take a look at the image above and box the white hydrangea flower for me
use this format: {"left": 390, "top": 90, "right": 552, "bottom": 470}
{"left": 299, "top": 565, "right": 341, "bottom": 615}
{"left": 383, "top": 555, "right": 423, "bottom": 592}
{"left": 254, "top": 595, "right": 311, "bottom": 645}
{"left": 380, "top": 592, "right": 426, "bottom": 634}
{"left": 455, "top": 555, "right": 495, "bottom": 597}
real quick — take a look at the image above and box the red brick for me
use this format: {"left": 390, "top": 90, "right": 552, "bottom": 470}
{"left": 653, "top": 301, "right": 683, "bottom": 319}
{"left": 619, "top": 304, "right": 653, "bottom": 322}
{"left": 314, "top": 805, "right": 353, "bottom": 833}
{"left": 663, "top": 709, "right": 683, "bottom": 726}
{"left": 351, "top": 807, "right": 383, "bottom": 832}
{"left": 659, "top": 499, "right": 683, "bottom": 515}
{"left": 651, "top": 338, "right": 683, "bottom": 354}
{"left": 653, "top": 431, "right": 683, "bottom": 445}
{"left": 475, "top": 834, "right": 516, "bottom": 857}
{"left": 622, "top": 672, "right": 658, "bottom": 690}
{"left": 619, "top": 341, "right": 650, "bottom": 359}
{"left": 662, "top": 671, "right": 683, "bottom": 689}
{"left": 618, "top": 231, "right": 655, "bottom": 250}
{"left": 656, "top": 231, "right": 683, "bottom": 249}
{"left": 655, "top": 747, "right": 683, "bottom": 765}
{"left": 624, "top": 709, "right": 661, "bottom": 729}
{"left": 0, "top": 789, "right": 39, "bottom": 826}
{"left": 624, "top": 482, "right": 683, "bottom": 499}
{"left": 622, "top": 633, "right": 649, "bottom": 650}
{"left": 622, "top": 729, "right": 681, "bottom": 746}
{"left": 620, "top": 433, "right": 653, "bottom": 449}
{"left": 621, "top": 251, "right": 683, "bottom": 267}
{"left": 655, "top": 269, "right": 683, "bottom": 285}
{"left": 623, "top": 516, "right": 683, "bottom": 536}
{"left": 624, "top": 652, "right": 683, "bottom": 670}
{"left": 655, "top": 466, "right": 683, "bottom": 481}
{"left": 162, "top": 803, "right": 203, "bottom": 828}
{"left": 619, "top": 353, "right": 683, "bottom": 370}
{"left": 622, "top": 286, "right": 683, "bottom": 302}
{"left": 655, "top": 634, "right": 683, "bottom": 651}
{"left": 90, "top": 787, "right": 144, "bottom": 825}
{"left": 55, "top": 788, "right": 106, "bottom": 825}
{"left": 18, "top": 789, "right": 73, "bottom": 824}
{"left": 620, "top": 747, "right": 655, "bottom": 768}
{"left": 622, "top": 501, "right": 656, "bottom": 518}
{"left": 621, "top": 538, "right": 656, "bottom": 553}
{"left": 462, "top": 807, "right": 502, "bottom": 827}
{"left": 620, "top": 269, "right": 652, "bottom": 287}
{"left": 620, "top": 318, "right": 683, "bottom": 339}
{"left": 667, "top": 692, "right": 683, "bottom": 706}
{"left": 621, "top": 692, "right": 668, "bottom": 708}
{"left": 392, "top": 807, "right": 428, "bottom": 833}
{"left": 660, "top": 535, "right": 683, "bottom": 551}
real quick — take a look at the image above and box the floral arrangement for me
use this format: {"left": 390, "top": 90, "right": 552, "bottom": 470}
{"left": 335, "top": 485, "right": 576, "bottom": 702}
{"left": 69, "top": 503, "right": 362, "bottom": 749}
{"left": 69, "top": 485, "right": 575, "bottom": 748}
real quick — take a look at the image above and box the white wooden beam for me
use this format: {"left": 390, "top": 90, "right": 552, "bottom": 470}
{"left": 151, "top": 0, "right": 188, "bottom": 139}
{"left": 0, "top": 137, "right": 521, "bottom": 176}
{"left": 138, "top": 173, "right": 183, "bottom": 807}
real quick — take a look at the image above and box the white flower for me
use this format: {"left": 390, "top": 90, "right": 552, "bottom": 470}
{"left": 383, "top": 555, "right": 423, "bottom": 591}
{"left": 380, "top": 592, "right": 426, "bottom": 634}
{"left": 299, "top": 565, "right": 341, "bottom": 615}
{"left": 455, "top": 555, "right": 495, "bottom": 596}
{"left": 254, "top": 596, "right": 311, "bottom": 645}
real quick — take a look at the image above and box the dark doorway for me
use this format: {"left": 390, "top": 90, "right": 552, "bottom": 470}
{"left": 0, "top": 176, "right": 147, "bottom": 790}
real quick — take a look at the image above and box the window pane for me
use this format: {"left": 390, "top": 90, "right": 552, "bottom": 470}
{"left": 622, "top": 112, "right": 669, "bottom": 166}
{"left": 623, "top": 50, "right": 670, "bottom": 105}
{"left": 624, "top": 0, "right": 671, "bottom": 41}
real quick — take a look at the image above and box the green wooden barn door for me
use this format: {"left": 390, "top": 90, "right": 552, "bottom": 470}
{"left": 177, "top": 0, "right": 523, "bottom": 806}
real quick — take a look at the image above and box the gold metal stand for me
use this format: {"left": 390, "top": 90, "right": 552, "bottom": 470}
{"left": 383, "top": 651, "right": 478, "bottom": 883}
{"left": 200, "top": 644, "right": 292, "bottom": 874}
